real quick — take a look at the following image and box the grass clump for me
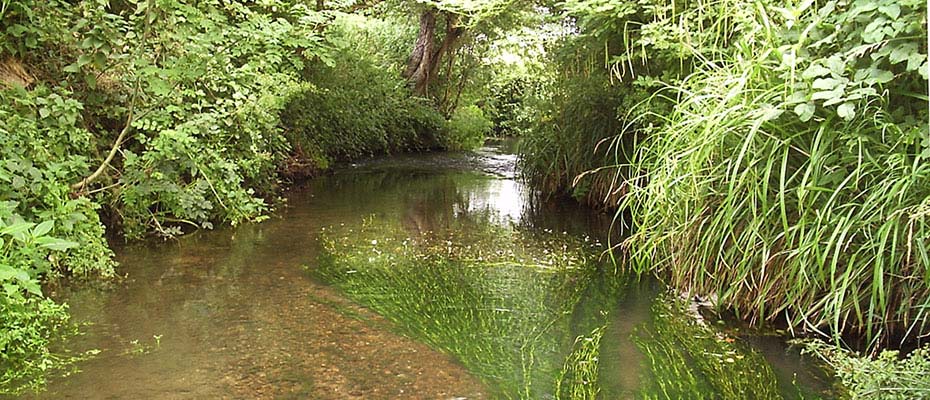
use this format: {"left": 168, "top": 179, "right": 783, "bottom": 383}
{"left": 614, "top": 0, "right": 929, "bottom": 348}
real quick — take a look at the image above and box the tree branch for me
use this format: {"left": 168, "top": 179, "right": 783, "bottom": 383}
{"left": 71, "top": 83, "right": 138, "bottom": 192}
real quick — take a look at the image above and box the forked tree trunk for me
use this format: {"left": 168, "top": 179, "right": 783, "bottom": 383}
{"left": 403, "top": 9, "right": 436, "bottom": 96}
{"left": 429, "top": 14, "right": 464, "bottom": 80}
{"left": 403, "top": 9, "right": 464, "bottom": 97}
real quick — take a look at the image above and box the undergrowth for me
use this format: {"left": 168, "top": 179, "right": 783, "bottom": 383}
{"left": 0, "top": 0, "right": 489, "bottom": 392}
{"left": 800, "top": 341, "right": 930, "bottom": 399}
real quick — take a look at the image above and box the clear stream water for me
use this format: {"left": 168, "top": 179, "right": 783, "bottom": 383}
{"left": 20, "top": 140, "right": 833, "bottom": 399}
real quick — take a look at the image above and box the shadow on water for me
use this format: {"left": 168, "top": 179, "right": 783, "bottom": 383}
{"left": 16, "top": 139, "right": 833, "bottom": 399}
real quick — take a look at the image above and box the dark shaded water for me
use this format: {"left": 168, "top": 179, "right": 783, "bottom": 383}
{"left": 21, "top": 140, "right": 833, "bottom": 399}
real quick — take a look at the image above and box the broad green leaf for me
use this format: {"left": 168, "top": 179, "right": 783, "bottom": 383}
{"left": 76, "top": 54, "right": 92, "bottom": 66}
{"left": 877, "top": 4, "right": 900, "bottom": 19}
{"left": 837, "top": 102, "right": 856, "bottom": 120}
{"left": 794, "top": 103, "right": 816, "bottom": 122}
{"left": 35, "top": 236, "right": 79, "bottom": 251}
{"left": 21, "top": 279, "right": 42, "bottom": 296}
{"left": 0, "top": 222, "right": 35, "bottom": 237}
{"left": 869, "top": 69, "right": 894, "bottom": 84}
{"left": 93, "top": 52, "right": 107, "bottom": 68}
{"left": 861, "top": 18, "right": 888, "bottom": 43}
{"left": 0, "top": 264, "right": 17, "bottom": 281}
{"left": 812, "top": 77, "right": 843, "bottom": 90}
{"left": 889, "top": 43, "right": 917, "bottom": 64}
{"left": 825, "top": 56, "right": 845, "bottom": 75}
{"left": 907, "top": 53, "right": 925, "bottom": 71}
{"left": 811, "top": 88, "right": 845, "bottom": 102}
{"left": 85, "top": 73, "right": 97, "bottom": 89}
{"left": 32, "top": 220, "right": 54, "bottom": 237}
{"left": 802, "top": 64, "right": 831, "bottom": 80}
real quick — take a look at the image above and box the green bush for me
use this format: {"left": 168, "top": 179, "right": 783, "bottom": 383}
{"left": 443, "top": 104, "right": 493, "bottom": 150}
{"left": 518, "top": 70, "right": 634, "bottom": 206}
{"left": 619, "top": 0, "right": 929, "bottom": 346}
{"left": 0, "top": 201, "right": 84, "bottom": 394}
{"left": 0, "top": 87, "right": 115, "bottom": 277}
{"left": 281, "top": 56, "right": 445, "bottom": 170}
{"left": 802, "top": 341, "right": 930, "bottom": 399}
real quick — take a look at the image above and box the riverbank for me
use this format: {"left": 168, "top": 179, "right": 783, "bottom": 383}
{"left": 0, "top": 1, "right": 502, "bottom": 391}
{"left": 510, "top": 0, "right": 930, "bottom": 396}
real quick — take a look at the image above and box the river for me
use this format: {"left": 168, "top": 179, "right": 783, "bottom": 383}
{"left": 23, "top": 140, "right": 832, "bottom": 399}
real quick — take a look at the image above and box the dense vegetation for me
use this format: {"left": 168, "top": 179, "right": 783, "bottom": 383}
{"left": 511, "top": 0, "right": 930, "bottom": 397}
{"left": 0, "top": 0, "right": 495, "bottom": 392}
{"left": 1, "top": 0, "right": 928, "bottom": 396}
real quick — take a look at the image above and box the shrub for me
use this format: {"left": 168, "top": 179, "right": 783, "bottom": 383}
{"left": 281, "top": 53, "right": 445, "bottom": 170}
{"left": 0, "top": 201, "right": 85, "bottom": 394}
{"left": 802, "top": 341, "right": 930, "bottom": 399}
{"left": 443, "top": 104, "right": 493, "bottom": 150}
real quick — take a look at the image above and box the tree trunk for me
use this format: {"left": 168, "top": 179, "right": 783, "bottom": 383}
{"left": 429, "top": 14, "right": 464, "bottom": 81}
{"left": 403, "top": 9, "right": 436, "bottom": 96}
{"left": 402, "top": 10, "right": 466, "bottom": 98}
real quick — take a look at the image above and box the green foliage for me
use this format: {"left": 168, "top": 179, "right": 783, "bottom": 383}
{"left": 515, "top": 0, "right": 683, "bottom": 206}
{"left": 281, "top": 60, "right": 445, "bottom": 170}
{"left": 443, "top": 104, "right": 493, "bottom": 150}
{"left": 618, "top": 0, "right": 929, "bottom": 347}
{"left": 507, "top": 0, "right": 928, "bottom": 391}
{"left": 108, "top": 0, "right": 329, "bottom": 237}
{"left": 2, "top": 0, "right": 333, "bottom": 239}
{"left": 0, "top": 87, "right": 115, "bottom": 277}
{"left": 519, "top": 70, "right": 635, "bottom": 206}
{"left": 0, "top": 204, "right": 82, "bottom": 394}
{"left": 802, "top": 341, "right": 930, "bottom": 399}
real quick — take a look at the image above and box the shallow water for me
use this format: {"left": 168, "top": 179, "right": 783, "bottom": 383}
{"left": 20, "top": 140, "right": 833, "bottom": 399}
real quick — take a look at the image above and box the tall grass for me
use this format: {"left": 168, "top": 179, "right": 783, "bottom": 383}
{"left": 615, "top": 0, "right": 930, "bottom": 348}
{"left": 518, "top": 72, "right": 634, "bottom": 207}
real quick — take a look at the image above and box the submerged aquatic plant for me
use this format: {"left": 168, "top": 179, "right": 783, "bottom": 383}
{"left": 634, "top": 296, "right": 790, "bottom": 399}
{"left": 555, "top": 325, "right": 604, "bottom": 400}
{"left": 313, "top": 217, "right": 613, "bottom": 398}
